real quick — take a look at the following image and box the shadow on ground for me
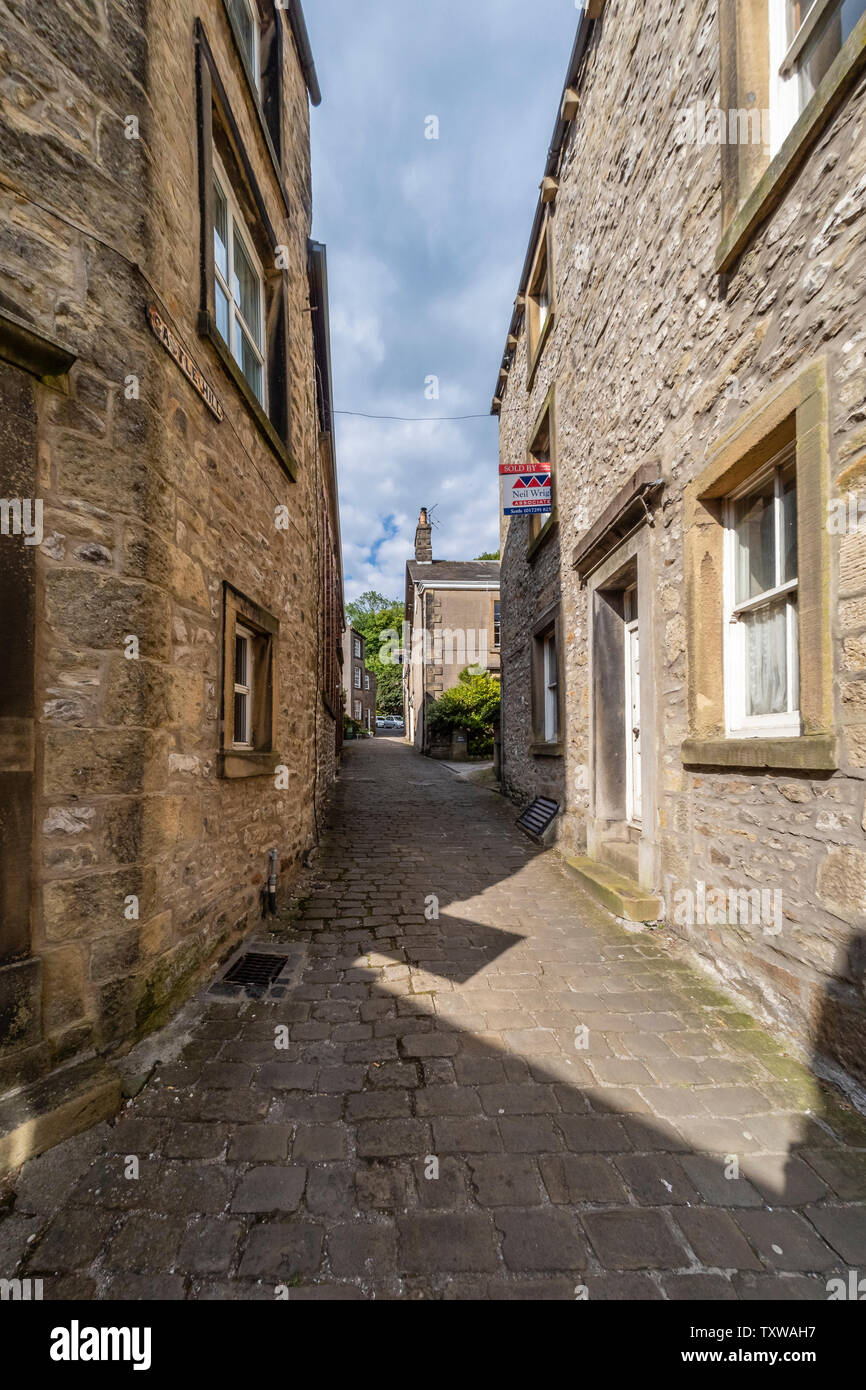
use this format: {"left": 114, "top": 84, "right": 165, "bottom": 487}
{"left": 2, "top": 737, "right": 865, "bottom": 1300}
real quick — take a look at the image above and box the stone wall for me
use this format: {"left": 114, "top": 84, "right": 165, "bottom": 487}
{"left": 0, "top": 0, "right": 331, "bottom": 1094}
{"left": 498, "top": 1, "right": 866, "bottom": 1082}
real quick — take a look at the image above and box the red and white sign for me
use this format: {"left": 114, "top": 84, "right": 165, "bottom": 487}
{"left": 500, "top": 460, "right": 552, "bottom": 516}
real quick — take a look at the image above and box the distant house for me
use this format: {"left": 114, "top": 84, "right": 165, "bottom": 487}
{"left": 342, "top": 627, "right": 377, "bottom": 735}
{"left": 403, "top": 508, "right": 500, "bottom": 751}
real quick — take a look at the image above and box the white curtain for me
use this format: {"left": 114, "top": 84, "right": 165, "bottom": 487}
{"left": 745, "top": 602, "right": 787, "bottom": 716}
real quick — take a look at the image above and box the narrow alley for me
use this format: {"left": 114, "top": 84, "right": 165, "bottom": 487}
{"left": 5, "top": 736, "right": 865, "bottom": 1301}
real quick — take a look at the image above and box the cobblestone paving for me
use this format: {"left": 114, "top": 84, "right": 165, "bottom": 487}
{"left": 4, "top": 736, "right": 866, "bottom": 1300}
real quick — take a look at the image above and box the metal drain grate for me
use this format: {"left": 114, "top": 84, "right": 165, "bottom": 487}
{"left": 516, "top": 797, "right": 559, "bottom": 842}
{"left": 222, "top": 952, "right": 288, "bottom": 988}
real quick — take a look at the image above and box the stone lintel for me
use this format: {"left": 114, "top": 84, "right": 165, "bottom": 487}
{"left": 572, "top": 465, "right": 663, "bottom": 577}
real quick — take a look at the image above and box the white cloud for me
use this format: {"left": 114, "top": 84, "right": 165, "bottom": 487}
{"left": 305, "top": 0, "right": 577, "bottom": 602}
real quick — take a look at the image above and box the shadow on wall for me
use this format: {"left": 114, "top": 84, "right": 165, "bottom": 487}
{"left": 812, "top": 932, "right": 866, "bottom": 1092}
{"left": 7, "top": 737, "right": 865, "bottom": 1297}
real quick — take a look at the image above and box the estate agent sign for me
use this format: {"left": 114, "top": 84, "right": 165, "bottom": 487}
{"left": 500, "top": 460, "right": 551, "bottom": 515}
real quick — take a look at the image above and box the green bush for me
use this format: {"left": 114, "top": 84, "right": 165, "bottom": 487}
{"left": 426, "top": 668, "right": 500, "bottom": 756}
{"left": 345, "top": 591, "right": 405, "bottom": 715}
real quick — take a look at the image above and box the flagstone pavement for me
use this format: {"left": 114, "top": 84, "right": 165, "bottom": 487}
{"left": 3, "top": 735, "right": 866, "bottom": 1300}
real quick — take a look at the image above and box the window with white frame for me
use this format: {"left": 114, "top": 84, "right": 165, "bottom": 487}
{"left": 233, "top": 624, "right": 254, "bottom": 747}
{"left": 212, "top": 155, "right": 267, "bottom": 406}
{"left": 365, "top": 672, "right": 370, "bottom": 690}
{"left": 354, "top": 667, "right": 361, "bottom": 689}
{"left": 770, "top": 0, "right": 866, "bottom": 153}
{"left": 354, "top": 700, "right": 362, "bottom": 721}
{"left": 353, "top": 637, "right": 361, "bottom": 658}
{"left": 724, "top": 445, "right": 800, "bottom": 736}
{"left": 543, "top": 630, "right": 558, "bottom": 743}
{"left": 229, "top": 0, "right": 261, "bottom": 93}
{"left": 493, "top": 600, "right": 501, "bottom": 650}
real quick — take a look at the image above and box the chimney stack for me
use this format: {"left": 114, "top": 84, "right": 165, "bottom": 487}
{"left": 414, "top": 506, "right": 433, "bottom": 563}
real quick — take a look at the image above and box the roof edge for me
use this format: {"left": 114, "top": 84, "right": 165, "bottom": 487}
{"left": 490, "top": 2, "right": 597, "bottom": 414}
{"left": 285, "top": 0, "right": 322, "bottom": 106}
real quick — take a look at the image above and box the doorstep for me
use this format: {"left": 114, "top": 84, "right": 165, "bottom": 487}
{"left": 563, "top": 854, "right": 664, "bottom": 924}
{"left": 0, "top": 1057, "right": 121, "bottom": 1178}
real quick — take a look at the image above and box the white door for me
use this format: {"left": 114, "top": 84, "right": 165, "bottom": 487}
{"left": 624, "top": 591, "right": 641, "bottom": 825}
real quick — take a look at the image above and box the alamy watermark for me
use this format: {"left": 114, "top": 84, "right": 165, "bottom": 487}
{"left": 674, "top": 101, "right": 771, "bottom": 152}
{"left": 0, "top": 498, "right": 42, "bottom": 546}
{"left": 827, "top": 493, "right": 866, "bottom": 534}
{"left": 667, "top": 878, "right": 782, "bottom": 936}
{"left": 379, "top": 622, "right": 493, "bottom": 673}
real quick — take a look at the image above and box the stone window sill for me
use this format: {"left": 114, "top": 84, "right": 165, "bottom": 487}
{"left": 218, "top": 749, "right": 278, "bottom": 779}
{"left": 530, "top": 741, "right": 563, "bottom": 758}
{"left": 681, "top": 733, "right": 838, "bottom": 772}
{"left": 716, "top": 16, "right": 866, "bottom": 273}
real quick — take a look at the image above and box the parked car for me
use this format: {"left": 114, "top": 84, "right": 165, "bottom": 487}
{"left": 375, "top": 716, "right": 387, "bottom": 729}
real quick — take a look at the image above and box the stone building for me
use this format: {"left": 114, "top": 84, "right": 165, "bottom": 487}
{"left": 403, "top": 508, "right": 500, "bottom": 752}
{"left": 342, "top": 627, "right": 377, "bottom": 734}
{"left": 494, "top": 1, "right": 866, "bottom": 1088}
{"left": 0, "top": 0, "right": 342, "bottom": 1167}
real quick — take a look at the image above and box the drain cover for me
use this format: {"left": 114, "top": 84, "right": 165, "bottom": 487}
{"left": 221, "top": 952, "right": 288, "bottom": 988}
{"left": 516, "top": 797, "right": 559, "bottom": 842}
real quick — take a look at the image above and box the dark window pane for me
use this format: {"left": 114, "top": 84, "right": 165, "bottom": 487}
{"left": 234, "top": 690, "right": 248, "bottom": 744}
{"left": 232, "top": 225, "right": 262, "bottom": 343}
{"left": 235, "top": 633, "right": 247, "bottom": 687}
{"left": 799, "top": 0, "right": 866, "bottom": 105}
{"left": 230, "top": 0, "right": 256, "bottom": 72}
{"left": 781, "top": 461, "right": 798, "bottom": 584}
{"left": 215, "top": 283, "right": 229, "bottom": 344}
{"left": 238, "top": 325, "right": 263, "bottom": 403}
{"left": 213, "top": 180, "right": 228, "bottom": 279}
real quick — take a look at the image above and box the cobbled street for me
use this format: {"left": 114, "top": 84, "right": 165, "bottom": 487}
{"left": 4, "top": 736, "right": 866, "bottom": 1301}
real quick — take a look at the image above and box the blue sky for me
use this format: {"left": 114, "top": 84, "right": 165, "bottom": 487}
{"left": 304, "top": 0, "right": 580, "bottom": 603}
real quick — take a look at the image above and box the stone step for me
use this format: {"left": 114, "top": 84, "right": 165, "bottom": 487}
{"left": 598, "top": 838, "right": 640, "bottom": 880}
{"left": 563, "top": 855, "right": 664, "bottom": 924}
{"left": 0, "top": 1058, "right": 121, "bottom": 1177}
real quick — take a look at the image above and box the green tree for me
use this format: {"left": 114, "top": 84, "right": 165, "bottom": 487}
{"left": 345, "top": 590, "right": 405, "bottom": 715}
{"left": 475, "top": 549, "right": 500, "bottom": 560}
{"left": 425, "top": 667, "right": 501, "bottom": 756}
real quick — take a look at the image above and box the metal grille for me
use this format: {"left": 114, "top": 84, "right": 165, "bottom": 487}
{"left": 516, "top": 797, "right": 559, "bottom": 841}
{"left": 222, "top": 952, "right": 288, "bottom": 987}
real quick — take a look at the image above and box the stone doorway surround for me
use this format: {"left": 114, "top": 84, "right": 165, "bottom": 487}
{"left": 573, "top": 465, "right": 664, "bottom": 902}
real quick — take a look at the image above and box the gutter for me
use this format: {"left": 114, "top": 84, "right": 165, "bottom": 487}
{"left": 416, "top": 581, "right": 500, "bottom": 593}
{"left": 309, "top": 239, "right": 344, "bottom": 620}
{"left": 285, "top": 0, "right": 322, "bottom": 107}
{"left": 490, "top": 1, "right": 600, "bottom": 414}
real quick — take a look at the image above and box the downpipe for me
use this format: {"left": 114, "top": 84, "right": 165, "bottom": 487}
{"left": 262, "top": 847, "right": 278, "bottom": 918}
